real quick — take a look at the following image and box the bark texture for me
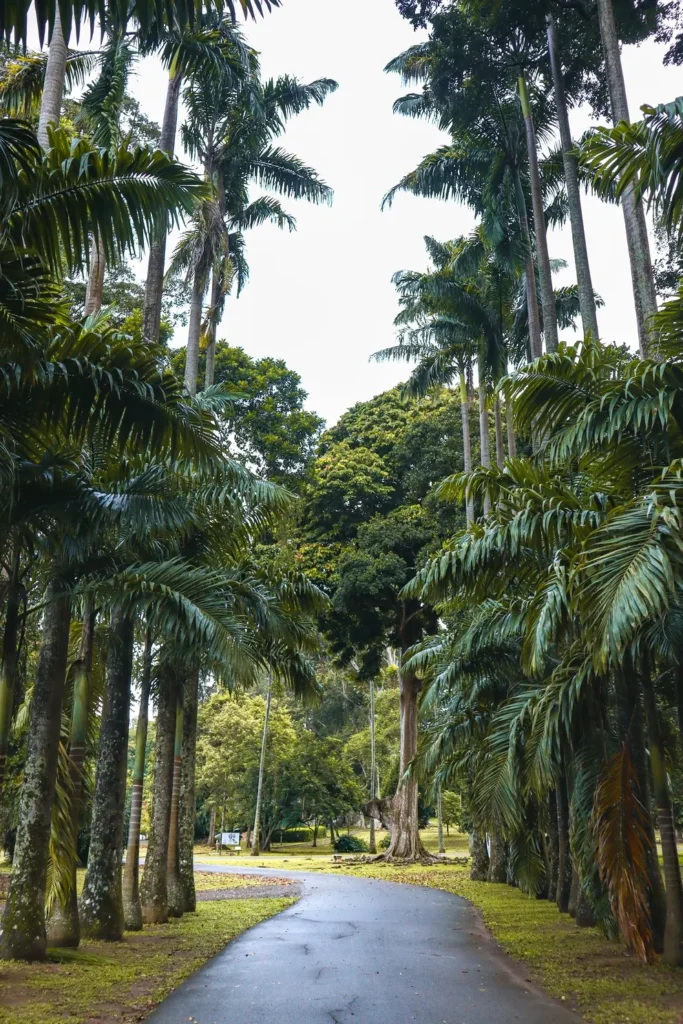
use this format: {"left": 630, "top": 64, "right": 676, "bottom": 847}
{"left": 83, "top": 236, "right": 106, "bottom": 317}
{"left": 251, "top": 676, "right": 272, "bottom": 857}
{"left": 469, "top": 831, "right": 489, "bottom": 881}
{"left": 0, "top": 546, "right": 21, "bottom": 793}
{"left": 479, "top": 385, "right": 491, "bottom": 516}
{"left": 460, "top": 372, "right": 475, "bottom": 523}
{"left": 37, "top": 7, "right": 67, "bottom": 148}
{"left": 513, "top": 169, "right": 543, "bottom": 360}
{"left": 140, "top": 665, "right": 176, "bottom": 923}
{"left": 493, "top": 397, "right": 505, "bottom": 469}
{"left": 79, "top": 611, "right": 134, "bottom": 941}
{"left": 122, "top": 623, "right": 153, "bottom": 931}
{"left": 488, "top": 831, "right": 506, "bottom": 882}
{"left": 384, "top": 669, "right": 429, "bottom": 860}
{"left": 166, "top": 697, "right": 184, "bottom": 918}
{"left": 556, "top": 771, "right": 572, "bottom": 913}
{"left": 178, "top": 669, "right": 199, "bottom": 912}
{"left": 184, "top": 275, "right": 204, "bottom": 397}
{"left": 0, "top": 580, "right": 71, "bottom": 960}
{"left": 596, "top": 0, "right": 657, "bottom": 354}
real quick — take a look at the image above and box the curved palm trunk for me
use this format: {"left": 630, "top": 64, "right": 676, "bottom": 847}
{"left": 518, "top": 73, "right": 559, "bottom": 354}
{"left": 179, "top": 668, "right": 199, "bottom": 912}
{"left": 142, "top": 71, "right": 183, "bottom": 344}
{"left": 37, "top": 6, "right": 67, "bottom": 149}
{"left": 0, "top": 579, "right": 71, "bottom": 961}
{"left": 251, "top": 674, "right": 272, "bottom": 857}
{"left": 513, "top": 169, "right": 543, "bottom": 361}
{"left": 385, "top": 664, "right": 429, "bottom": 861}
{"left": 459, "top": 370, "right": 475, "bottom": 524}
{"left": 546, "top": 14, "right": 599, "bottom": 340}
{"left": 122, "top": 622, "right": 153, "bottom": 931}
{"left": 166, "top": 695, "right": 184, "bottom": 917}
{"left": 47, "top": 599, "right": 96, "bottom": 947}
{"left": 140, "top": 665, "right": 176, "bottom": 923}
{"left": 369, "top": 677, "right": 377, "bottom": 855}
{"left": 479, "top": 382, "right": 491, "bottom": 516}
{"left": 595, "top": 0, "right": 657, "bottom": 355}
{"left": 184, "top": 274, "right": 204, "bottom": 397}
{"left": 0, "top": 544, "right": 22, "bottom": 794}
{"left": 79, "top": 611, "right": 134, "bottom": 941}
{"left": 84, "top": 236, "right": 106, "bottom": 317}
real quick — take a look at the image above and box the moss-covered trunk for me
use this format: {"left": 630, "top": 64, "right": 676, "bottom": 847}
{"left": 178, "top": 669, "right": 199, "bottom": 912}
{"left": 166, "top": 695, "right": 184, "bottom": 918}
{"left": 0, "top": 579, "right": 71, "bottom": 961}
{"left": 79, "top": 611, "right": 134, "bottom": 941}
{"left": 122, "top": 622, "right": 153, "bottom": 931}
{"left": 140, "top": 664, "right": 176, "bottom": 923}
{"left": 47, "top": 599, "right": 96, "bottom": 947}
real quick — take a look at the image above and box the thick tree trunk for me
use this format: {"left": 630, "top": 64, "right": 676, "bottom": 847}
{"left": 184, "top": 274, "right": 204, "bottom": 397}
{"left": 369, "top": 678, "right": 377, "bottom": 854}
{"left": 122, "top": 622, "right": 153, "bottom": 931}
{"left": 79, "top": 611, "right": 134, "bottom": 941}
{"left": 166, "top": 696, "right": 184, "bottom": 918}
{"left": 469, "top": 831, "right": 489, "bottom": 880}
{"left": 488, "top": 831, "right": 506, "bottom": 882}
{"left": 384, "top": 668, "right": 429, "bottom": 860}
{"left": 641, "top": 669, "right": 683, "bottom": 965}
{"left": 0, "top": 545, "right": 21, "bottom": 794}
{"left": 37, "top": 7, "right": 67, "bottom": 149}
{"left": 556, "top": 771, "right": 572, "bottom": 913}
{"left": 47, "top": 599, "right": 96, "bottom": 947}
{"left": 546, "top": 14, "right": 599, "bottom": 340}
{"left": 207, "top": 807, "right": 216, "bottom": 849}
{"left": 518, "top": 73, "right": 558, "bottom": 354}
{"left": 576, "top": 887, "right": 596, "bottom": 928}
{"left": 178, "top": 669, "right": 199, "bottom": 912}
{"left": 460, "top": 371, "right": 475, "bottom": 524}
{"left": 493, "top": 397, "right": 505, "bottom": 469}
{"left": 0, "top": 580, "right": 71, "bottom": 960}
{"left": 596, "top": 0, "right": 657, "bottom": 355}
{"left": 478, "top": 384, "right": 491, "bottom": 516}
{"left": 251, "top": 675, "right": 272, "bottom": 857}
{"left": 513, "top": 169, "right": 543, "bottom": 361}
{"left": 547, "top": 790, "right": 559, "bottom": 903}
{"left": 140, "top": 665, "right": 176, "bottom": 923}
{"left": 142, "top": 71, "right": 182, "bottom": 345}
{"left": 83, "top": 236, "right": 106, "bottom": 317}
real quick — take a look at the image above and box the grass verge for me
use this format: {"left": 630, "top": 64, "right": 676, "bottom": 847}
{"left": 0, "top": 896, "right": 294, "bottom": 1024}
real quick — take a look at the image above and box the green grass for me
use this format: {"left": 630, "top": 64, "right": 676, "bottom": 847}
{"left": 0, "top": 896, "right": 295, "bottom": 1024}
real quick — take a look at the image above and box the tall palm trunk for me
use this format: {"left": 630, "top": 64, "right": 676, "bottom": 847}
{"left": 80, "top": 611, "right": 134, "bottom": 941}
{"left": 0, "top": 544, "right": 21, "bottom": 793}
{"left": 167, "top": 695, "right": 184, "bottom": 917}
{"left": 84, "top": 236, "right": 106, "bottom": 317}
{"left": 436, "top": 788, "right": 445, "bottom": 855}
{"left": 37, "top": 7, "right": 67, "bottom": 149}
{"left": 48, "top": 598, "right": 96, "bottom": 947}
{"left": 512, "top": 169, "right": 543, "bottom": 360}
{"left": 205, "top": 170, "right": 227, "bottom": 390}
{"left": 140, "top": 664, "right": 176, "bottom": 922}
{"left": 640, "top": 668, "right": 683, "bottom": 965}
{"left": 122, "top": 621, "right": 153, "bottom": 931}
{"left": 459, "top": 370, "right": 475, "bottom": 524}
{"left": 369, "top": 677, "right": 377, "bottom": 855}
{"left": 479, "top": 382, "right": 491, "bottom": 516}
{"left": 595, "top": 0, "right": 656, "bottom": 355}
{"left": 518, "top": 73, "right": 559, "bottom": 354}
{"left": 251, "top": 673, "right": 272, "bottom": 857}
{"left": 184, "top": 274, "right": 204, "bottom": 397}
{"left": 142, "top": 70, "right": 182, "bottom": 344}
{"left": 546, "top": 14, "right": 599, "bottom": 340}
{"left": 0, "top": 579, "right": 71, "bottom": 961}
{"left": 493, "top": 397, "right": 505, "bottom": 468}
{"left": 556, "top": 769, "right": 572, "bottom": 912}
{"left": 179, "top": 668, "right": 199, "bottom": 911}
{"left": 506, "top": 406, "right": 517, "bottom": 459}
{"left": 488, "top": 830, "right": 506, "bottom": 882}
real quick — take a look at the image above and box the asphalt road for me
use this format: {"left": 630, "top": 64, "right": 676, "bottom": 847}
{"left": 149, "top": 864, "right": 580, "bottom": 1024}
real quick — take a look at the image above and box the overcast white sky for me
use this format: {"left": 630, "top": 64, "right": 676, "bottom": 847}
{"left": 45, "top": 0, "right": 683, "bottom": 426}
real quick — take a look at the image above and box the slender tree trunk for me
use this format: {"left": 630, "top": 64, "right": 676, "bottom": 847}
{"left": 251, "top": 673, "right": 272, "bottom": 857}
{"left": 48, "top": 599, "right": 96, "bottom": 947}
{"left": 479, "top": 383, "right": 491, "bottom": 516}
{"left": 184, "top": 274, "right": 204, "bottom": 397}
{"left": 437, "top": 788, "right": 445, "bottom": 855}
{"left": 459, "top": 370, "right": 475, "bottom": 524}
{"left": 204, "top": 168, "right": 227, "bottom": 389}
{"left": 469, "top": 830, "right": 489, "bottom": 881}
{"left": 506, "top": 405, "right": 517, "bottom": 459}
{"left": 178, "top": 669, "right": 199, "bottom": 912}
{"left": 547, "top": 790, "right": 559, "bottom": 903}
{"left": 83, "top": 236, "right": 106, "bottom": 317}
{"left": 595, "top": 0, "right": 657, "bottom": 355}
{"left": 207, "top": 807, "right": 216, "bottom": 849}
{"left": 488, "top": 831, "right": 506, "bottom": 882}
{"left": 122, "top": 621, "right": 153, "bottom": 931}
{"left": 0, "top": 579, "right": 71, "bottom": 961}
{"left": 140, "top": 665, "right": 176, "bottom": 923}
{"left": 675, "top": 659, "right": 683, "bottom": 765}
{"left": 546, "top": 14, "right": 599, "bottom": 339}
{"left": 37, "top": 7, "right": 67, "bottom": 149}
{"left": 142, "top": 70, "right": 182, "bottom": 345}
{"left": 0, "top": 544, "right": 21, "bottom": 794}
{"left": 641, "top": 669, "right": 683, "bottom": 965}
{"left": 369, "top": 677, "right": 377, "bottom": 854}
{"left": 513, "top": 169, "right": 543, "bottom": 360}
{"left": 384, "top": 666, "right": 428, "bottom": 860}
{"left": 556, "top": 770, "right": 572, "bottom": 913}
{"left": 80, "top": 611, "right": 134, "bottom": 941}
{"left": 518, "top": 73, "right": 559, "bottom": 354}
{"left": 493, "top": 397, "right": 505, "bottom": 469}
{"left": 166, "top": 695, "right": 184, "bottom": 918}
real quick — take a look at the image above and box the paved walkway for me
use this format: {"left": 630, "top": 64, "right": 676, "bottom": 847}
{"left": 150, "top": 864, "right": 580, "bottom": 1024}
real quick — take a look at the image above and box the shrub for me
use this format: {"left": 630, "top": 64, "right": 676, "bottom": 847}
{"left": 277, "top": 827, "right": 327, "bottom": 843}
{"left": 334, "top": 834, "right": 369, "bottom": 853}
{"left": 379, "top": 833, "right": 391, "bottom": 850}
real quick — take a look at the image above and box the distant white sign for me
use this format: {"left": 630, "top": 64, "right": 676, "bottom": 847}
{"left": 221, "top": 832, "right": 240, "bottom": 847}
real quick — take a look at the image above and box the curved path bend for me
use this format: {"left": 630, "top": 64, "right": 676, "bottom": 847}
{"left": 150, "top": 864, "right": 580, "bottom": 1024}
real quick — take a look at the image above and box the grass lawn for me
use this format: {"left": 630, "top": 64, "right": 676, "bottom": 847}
{"left": 0, "top": 889, "right": 295, "bottom": 1024}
